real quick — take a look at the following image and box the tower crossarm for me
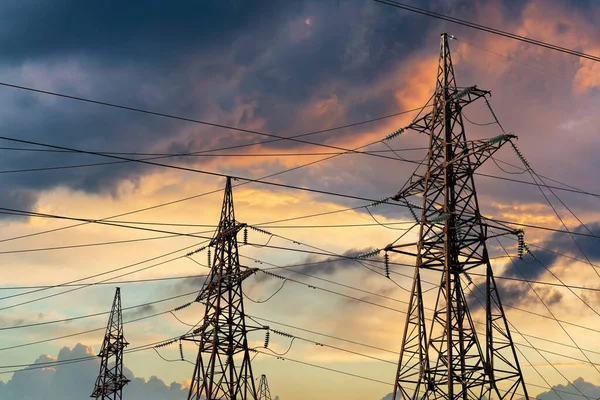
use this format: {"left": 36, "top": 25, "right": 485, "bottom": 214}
{"left": 405, "top": 86, "right": 490, "bottom": 136}
{"left": 195, "top": 267, "right": 259, "bottom": 302}
{"left": 391, "top": 33, "right": 529, "bottom": 400}
{"left": 209, "top": 222, "right": 247, "bottom": 247}
{"left": 392, "top": 134, "right": 516, "bottom": 200}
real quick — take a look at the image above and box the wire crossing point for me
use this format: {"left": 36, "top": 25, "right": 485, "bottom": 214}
{"left": 182, "top": 177, "right": 262, "bottom": 400}
{"left": 386, "top": 33, "right": 528, "bottom": 400}
{"left": 91, "top": 287, "right": 130, "bottom": 399}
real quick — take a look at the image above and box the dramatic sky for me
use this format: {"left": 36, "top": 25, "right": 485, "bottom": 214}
{"left": 0, "top": 0, "right": 598, "bottom": 399}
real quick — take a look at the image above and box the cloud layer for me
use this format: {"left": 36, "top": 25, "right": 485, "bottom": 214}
{"left": 0, "top": 343, "right": 187, "bottom": 399}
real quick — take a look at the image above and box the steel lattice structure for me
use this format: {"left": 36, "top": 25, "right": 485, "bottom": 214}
{"left": 91, "top": 287, "right": 130, "bottom": 399}
{"left": 386, "top": 33, "right": 528, "bottom": 400}
{"left": 257, "top": 374, "right": 273, "bottom": 400}
{"left": 184, "top": 176, "right": 260, "bottom": 400}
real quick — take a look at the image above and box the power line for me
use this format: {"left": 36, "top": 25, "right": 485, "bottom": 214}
{"left": 0, "top": 146, "right": 426, "bottom": 157}
{"left": 0, "top": 228, "right": 214, "bottom": 255}
{"left": 0, "top": 240, "right": 207, "bottom": 310}
{"left": 0, "top": 274, "right": 202, "bottom": 290}
{"left": 0, "top": 289, "right": 198, "bottom": 332}
{"left": 455, "top": 38, "right": 600, "bottom": 92}
{"left": 373, "top": 0, "right": 600, "bottom": 62}
{"left": 0, "top": 81, "right": 429, "bottom": 161}
{"left": 254, "top": 350, "right": 392, "bottom": 386}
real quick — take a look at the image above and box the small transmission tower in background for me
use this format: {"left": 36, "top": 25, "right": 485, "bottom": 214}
{"left": 257, "top": 375, "right": 273, "bottom": 400}
{"left": 91, "top": 287, "right": 130, "bottom": 399}
{"left": 184, "top": 177, "right": 260, "bottom": 400}
{"left": 386, "top": 33, "right": 528, "bottom": 399}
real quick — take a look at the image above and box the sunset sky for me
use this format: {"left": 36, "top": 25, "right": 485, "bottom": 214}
{"left": 0, "top": 0, "right": 599, "bottom": 399}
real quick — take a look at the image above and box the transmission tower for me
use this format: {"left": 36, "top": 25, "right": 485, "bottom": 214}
{"left": 257, "top": 375, "right": 273, "bottom": 400}
{"left": 91, "top": 287, "right": 130, "bottom": 399}
{"left": 183, "top": 176, "right": 260, "bottom": 400}
{"left": 385, "top": 33, "right": 529, "bottom": 399}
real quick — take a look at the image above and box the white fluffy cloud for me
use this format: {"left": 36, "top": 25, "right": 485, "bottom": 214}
{"left": 0, "top": 343, "right": 187, "bottom": 400}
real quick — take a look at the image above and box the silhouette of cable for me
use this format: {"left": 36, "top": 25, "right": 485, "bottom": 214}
{"left": 374, "top": 0, "right": 600, "bottom": 62}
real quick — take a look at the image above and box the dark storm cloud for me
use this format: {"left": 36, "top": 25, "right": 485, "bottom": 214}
{"left": 0, "top": 0, "right": 590, "bottom": 224}
{"left": 123, "top": 303, "right": 156, "bottom": 319}
{"left": 0, "top": 0, "right": 295, "bottom": 64}
{"left": 468, "top": 221, "right": 600, "bottom": 306}
{"left": 253, "top": 247, "right": 375, "bottom": 283}
{"left": 0, "top": 0, "right": 440, "bottom": 212}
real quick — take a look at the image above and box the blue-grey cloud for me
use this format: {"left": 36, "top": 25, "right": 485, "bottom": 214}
{"left": 0, "top": 343, "right": 187, "bottom": 399}
{"left": 534, "top": 377, "right": 600, "bottom": 400}
{"left": 469, "top": 221, "right": 600, "bottom": 307}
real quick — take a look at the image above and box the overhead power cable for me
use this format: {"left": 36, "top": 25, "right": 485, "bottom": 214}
{"left": 0, "top": 240, "right": 208, "bottom": 311}
{"left": 0, "top": 289, "right": 199, "bottom": 332}
{"left": 373, "top": 0, "right": 600, "bottom": 62}
{"left": 455, "top": 38, "right": 600, "bottom": 92}
{"left": 0, "top": 146, "right": 426, "bottom": 157}
{"left": 0, "top": 81, "right": 429, "bottom": 163}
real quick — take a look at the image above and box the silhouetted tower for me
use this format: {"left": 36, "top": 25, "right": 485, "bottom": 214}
{"left": 184, "top": 177, "right": 259, "bottom": 400}
{"left": 257, "top": 375, "right": 272, "bottom": 400}
{"left": 385, "top": 34, "right": 528, "bottom": 399}
{"left": 91, "top": 287, "right": 130, "bottom": 399}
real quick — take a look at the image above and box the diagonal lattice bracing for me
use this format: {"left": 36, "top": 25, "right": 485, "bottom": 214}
{"left": 91, "top": 287, "right": 130, "bottom": 400}
{"left": 257, "top": 374, "right": 273, "bottom": 400}
{"left": 184, "top": 177, "right": 261, "bottom": 400}
{"left": 387, "top": 33, "right": 528, "bottom": 400}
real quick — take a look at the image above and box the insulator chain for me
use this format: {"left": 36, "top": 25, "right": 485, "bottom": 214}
{"left": 173, "top": 301, "right": 193, "bottom": 312}
{"left": 384, "top": 251, "right": 390, "bottom": 279}
{"left": 487, "top": 134, "right": 506, "bottom": 145}
{"left": 429, "top": 213, "right": 450, "bottom": 224}
{"left": 464, "top": 272, "right": 474, "bottom": 286}
{"left": 517, "top": 231, "right": 525, "bottom": 259}
{"left": 249, "top": 225, "right": 273, "bottom": 236}
{"left": 207, "top": 248, "right": 211, "bottom": 267}
{"left": 454, "top": 87, "right": 470, "bottom": 100}
{"left": 383, "top": 127, "right": 405, "bottom": 141}
{"left": 264, "top": 331, "right": 271, "bottom": 349}
{"left": 367, "top": 197, "right": 391, "bottom": 208}
{"left": 403, "top": 199, "right": 420, "bottom": 223}
{"left": 356, "top": 249, "right": 381, "bottom": 259}
{"left": 271, "top": 329, "right": 294, "bottom": 339}
{"left": 523, "top": 241, "right": 536, "bottom": 260}
{"left": 155, "top": 338, "right": 178, "bottom": 349}
{"left": 244, "top": 227, "right": 248, "bottom": 245}
{"left": 179, "top": 340, "right": 184, "bottom": 361}
{"left": 485, "top": 97, "right": 501, "bottom": 126}
{"left": 510, "top": 142, "right": 531, "bottom": 170}
{"left": 185, "top": 245, "right": 207, "bottom": 258}
{"left": 261, "top": 270, "right": 286, "bottom": 280}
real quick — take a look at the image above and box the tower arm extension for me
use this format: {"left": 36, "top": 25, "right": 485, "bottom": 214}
{"left": 195, "top": 267, "right": 259, "bottom": 302}
{"left": 405, "top": 86, "right": 490, "bottom": 135}
{"left": 209, "top": 222, "right": 247, "bottom": 247}
{"left": 392, "top": 134, "right": 516, "bottom": 200}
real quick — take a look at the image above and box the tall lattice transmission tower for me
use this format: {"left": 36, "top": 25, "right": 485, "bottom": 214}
{"left": 385, "top": 33, "right": 529, "bottom": 399}
{"left": 184, "top": 176, "right": 260, "bottom": 400}
{"left": 91, "top": 287, "right": 130, "bottom": 399}
{"left": 257, "top": 375, "right": 273, "bottom": 400}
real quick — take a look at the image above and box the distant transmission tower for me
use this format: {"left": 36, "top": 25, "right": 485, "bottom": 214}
{"left": 257, "top": 375, "right": 273, "bottom": 400}
{"left": 386, "top": 33, "right": 528, "bottom": 399}
{"left": 184, "top": 177, "right": 260, "bottom": 400}
{"left": 91, "top": 287, "right": 130, "bottom": 399}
